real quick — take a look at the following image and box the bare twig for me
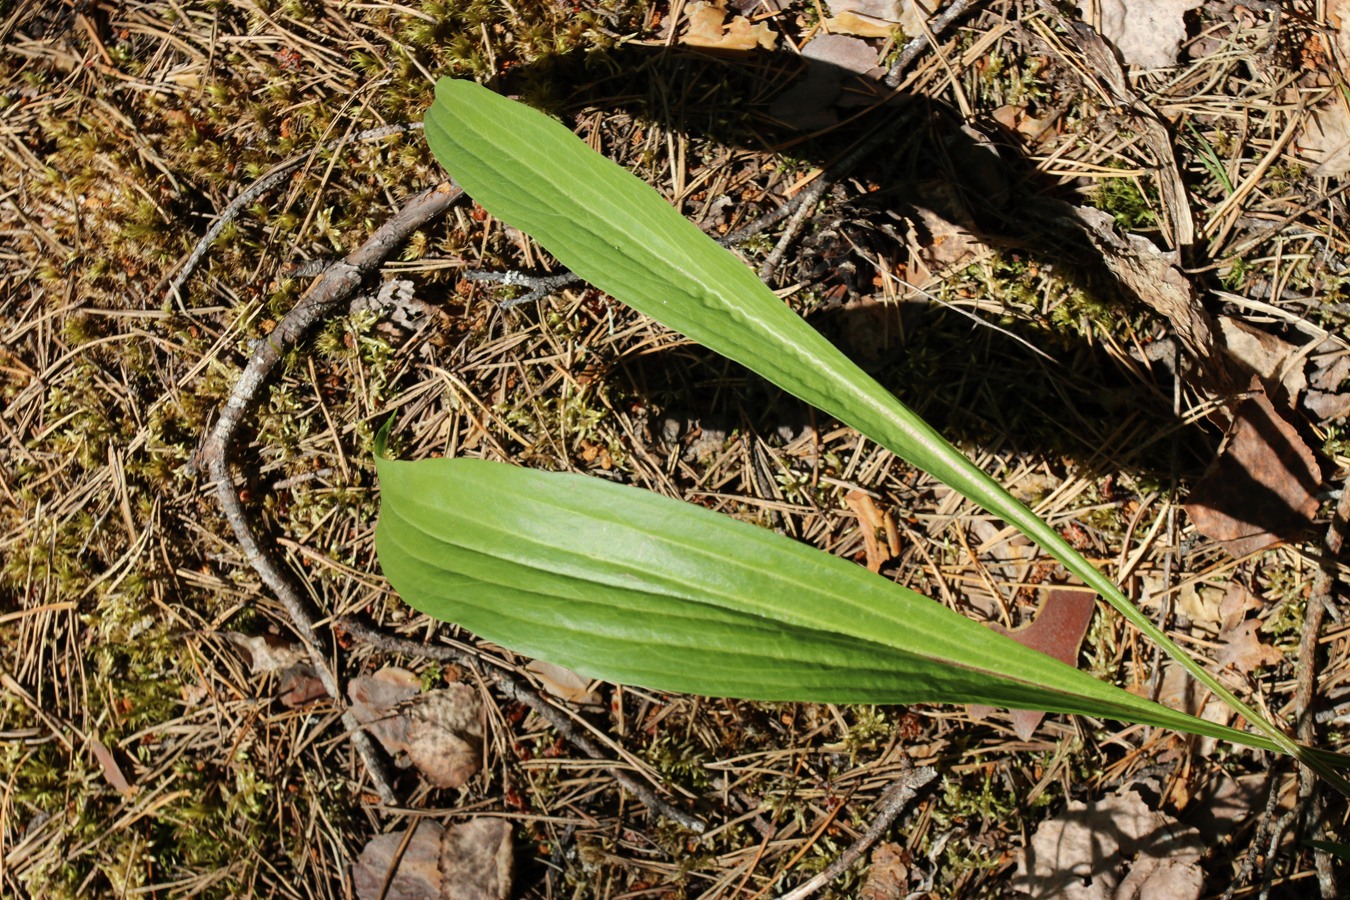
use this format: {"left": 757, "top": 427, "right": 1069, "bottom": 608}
{"left": 196, "top": 181, "right": 463, "bottom": 805}
{"left": 774, "top": 762, "right": 935, "bottom": 900}
{"left": 339, "top": 618, "right": 709, "bottom": 834}
{"left": 161, "top": 122, "right": 425, "bottom": 307}
{"left": 462, "top": 269, "right": 582, "bottom": 308}
{"left": 1295, "top": 479, "right": 1350, "bottom": 899}
{"left": 882, "top": 0, "right": 980, "bottom": 88}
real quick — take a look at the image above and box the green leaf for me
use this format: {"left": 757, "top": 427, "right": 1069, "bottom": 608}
{"left": 417, "top": 78, "right": 1345, "bottom": 775}
{"left": 375, "top": 452, "right": 1278, "bottom": 750}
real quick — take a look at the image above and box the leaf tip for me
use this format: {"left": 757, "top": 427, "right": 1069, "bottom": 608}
{"left": 374, "top": 413, "right": 397, "bottom": 461}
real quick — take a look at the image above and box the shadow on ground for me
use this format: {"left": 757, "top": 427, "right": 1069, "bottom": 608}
{"left": 482, "top": 44, "right": 1230, "bottom": 492}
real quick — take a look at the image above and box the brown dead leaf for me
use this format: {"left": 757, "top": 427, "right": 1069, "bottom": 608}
{"left": 1330, "top": 1, "right": 1350, "bottom": 76}
{"left": 1015, "top": 788, "right": 1204, "bottom": 899}
{"left": 845, "top": 490, "right": 900, "bottom": 572}
{"left": 859, "top": 841, "right": 909, "bottom": 899}
{"left": 440, "top": 818, "right": 513, "bottom": 900}
{"left": 404, "top": 686, "right": 484, "bottom": 788}
{"left": 1303, "top": 347, "right": 1350, "bottom": 421}
{"left": 225, "top": 631, "right": 306, "bottom": 674}
{"left": 1184, "top": 383, "right": 1321, "bottom": 558}
{"left": 1215, "top": 315, "right": 1307, "bottom": 404}
{"left": 350, "top": 667, "right": 422, "bottom": 747}
{"left": 1217, "top": 619, "right": 1284, "bottom": 676}
{"left": 526, "top": 660, "right": 602, "bottom": 706}
{"left": 352, "top": 819, "right": 513, "bottom": 900}
{"left": 825, "top": 0, "right": 934, "bottom": 38}
{"left": 350, "top": 668, "right": 484, "bottom": 788}
{"left": 1218, "top": 583, "right": 1261, "bottom": 633}
{"left": 1186, "top": 771, "right": 1269, "bottom": 845}
{"left": 353, "top": 820, "right": 445, "bottom": 900}
{"left": 769, "top": 33, "right": 881, "bottom": 130}
{"left": 1300, "top": 100, "right": 1350, "bottom": 178}
{"left": 277, "top": 664, "right": 327, "bottom": 708}
{"left": 680, "top": 1, "right": 775, "bottom": 51}
{"left": 970, "top": 589, "right": 1096, "bottom": 740}
{"left": 1075, "top": 0, "right": 1203, "bottom": 69}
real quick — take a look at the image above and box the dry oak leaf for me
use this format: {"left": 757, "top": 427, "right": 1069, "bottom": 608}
{"left": 680, "top": 1, "right": 776, "bottom": 51}
{"left": 349, "top": 667, "right": 484, "bottom": 789}
{"left": 1074, "top": 0, "right": 1203, "bottom": 69}
{"left": 352, "top": 819, "right": 513, "bottom": 900}
{"left": 1216, "top": 619, "right": 1284, "bottom": 676}
{"left": 969, "top": 589, "right": 1097, "bottom": 740}
{"left": 1183, "top": 383, "right": 1321, "bottom": 559}
{"left": 1014, "top": 788, "right": 1204, "bottom": 899}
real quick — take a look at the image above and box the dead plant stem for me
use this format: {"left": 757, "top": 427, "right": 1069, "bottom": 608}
{"left": 196, "top": 181, "right": 463, "bottom": 806}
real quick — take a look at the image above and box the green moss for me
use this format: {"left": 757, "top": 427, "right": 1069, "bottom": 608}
{"left": 1093, "top": 176, "right": 1158, "bottom": 231}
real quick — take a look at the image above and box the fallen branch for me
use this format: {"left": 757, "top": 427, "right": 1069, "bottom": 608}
{"left": 196, "top": 181, "right": 463, "bottom": 805}
{"left": 776, "top": 762, "right": 936, "bottom": 900}
{"left": 339, "top": 617, "right": 709, "bottom": 834}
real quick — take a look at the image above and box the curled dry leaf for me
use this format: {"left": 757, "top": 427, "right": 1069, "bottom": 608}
{"left": 680, "top": 1, "right": 775, "bottom": 51}
{"left": 1070, "top": 206, "right": 1233, "bottom": 394}
{"left": 525, "top": 659, "right": 602, "bottom": 706}
{"left": 824, "top": 0, "right": 935, "bottom": 39}
{"left": 845, "top": 489, "right": 901, "bottom": 573}
{"left": 1184, "top": 383, "right": 1321, "bottom": 558}
{"left": 1015, "top": 788, "right": 1204, "bottom": 900}
{"left": 349, "top": 667, "right": 484, "bottom": 789}
{"left": 352, "top": 818, "right": 513, "bottom": 900}
{"left": 1074, "top": 0, "right": 1203, "bottom": 69}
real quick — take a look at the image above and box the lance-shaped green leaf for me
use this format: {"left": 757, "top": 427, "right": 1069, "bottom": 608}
{"left": 422, "top": 78, "right": 1304, "bottom": 761}
{"left": 375, "top": 452, "right": 1277, "bottom": 749}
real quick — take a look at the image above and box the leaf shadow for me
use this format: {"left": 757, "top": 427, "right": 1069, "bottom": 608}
{"left": 483, "top": 42, "right": 1312, "bottom": 545}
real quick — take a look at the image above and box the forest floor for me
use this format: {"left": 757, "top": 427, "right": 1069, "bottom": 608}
{"left": 2, "top": 0, "right": 1350, "bottom": 897}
